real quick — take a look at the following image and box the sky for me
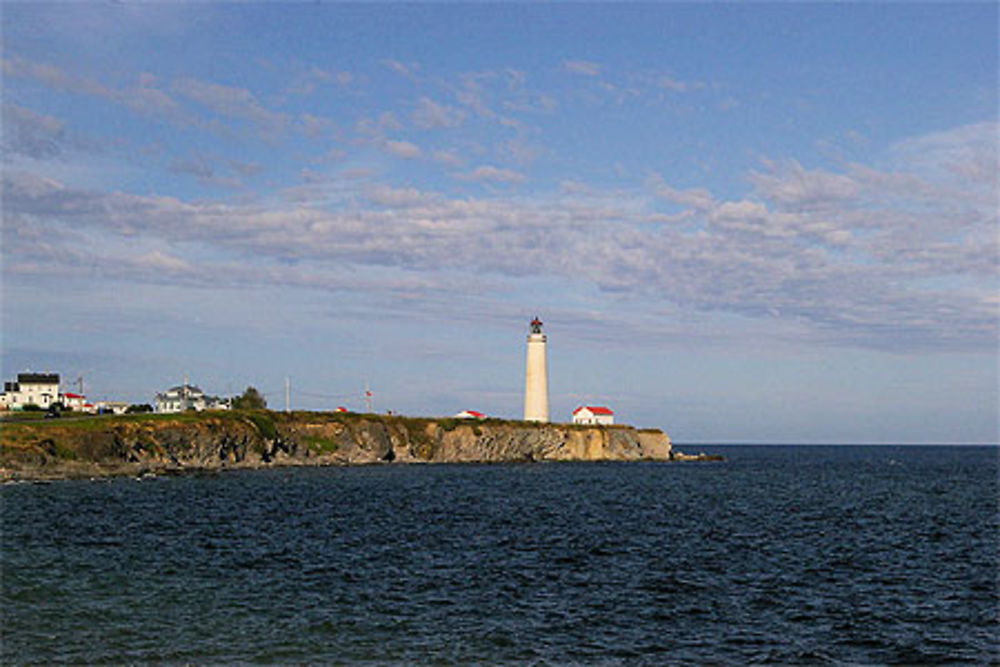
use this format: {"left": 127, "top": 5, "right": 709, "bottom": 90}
{"left": 2, "top": 3, "right": 997, "bottom": 444}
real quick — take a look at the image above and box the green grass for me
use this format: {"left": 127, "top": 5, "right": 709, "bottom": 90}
{"left": 243, "top": 412, "right": 278, "bottom": 440}
{"left": 0, "top": 410, "right": 236, "bottom": 430}
{"left": 53, "top": 441, "right": 78, "bottom": 460}
{"left": 438, "top": 418, "right": 461, "bottom": 432}
{"left": 1, "top": 408, "right": 642, "bottom": 432}
{"left": 300, "top": 434, "right": 338, "bottom": 454}
{"left": 0, "top": 412, "right": 49, "bottom": 423}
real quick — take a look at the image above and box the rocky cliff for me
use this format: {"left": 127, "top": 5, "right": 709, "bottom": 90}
{"left": 0, "top": 411, "right": 672, "bottom": 480}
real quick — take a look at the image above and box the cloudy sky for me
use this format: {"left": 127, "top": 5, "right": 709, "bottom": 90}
{"left": 2, "top": 3, "right": 997, "bottom": 443}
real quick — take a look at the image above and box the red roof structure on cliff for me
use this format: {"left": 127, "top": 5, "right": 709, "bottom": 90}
{"left": 573, "top": 406, "right": 614, "bottom": 415}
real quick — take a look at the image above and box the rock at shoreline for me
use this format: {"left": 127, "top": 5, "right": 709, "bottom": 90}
{"left": 670, "top": 450, "right": 725, "bottom": 462}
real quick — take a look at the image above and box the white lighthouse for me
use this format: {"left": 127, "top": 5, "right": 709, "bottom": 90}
{"left": 523, "top": 317, "right": 550, "bottom": 422}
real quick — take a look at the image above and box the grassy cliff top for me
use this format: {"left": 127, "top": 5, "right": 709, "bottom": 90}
{"left": 1, "top": 409, "right": 661, "bottom": 434}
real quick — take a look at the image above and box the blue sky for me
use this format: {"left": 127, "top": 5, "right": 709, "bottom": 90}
{"left": 2, "top": 3, "right": 997, "bottom": 443}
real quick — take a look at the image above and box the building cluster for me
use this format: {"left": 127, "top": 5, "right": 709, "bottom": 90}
{"left": 3, "top": 318, "right": 618, "bottom": 424}
{"left": 522, "top": 317, "right": 617, "bottom": 425}
{"left": 0, "top": 373, "right": 128, "bottom": 414}
{"left": 0, "top": 372, "right": 229, "bottom": 415}
{"left": 453, "top": 318, "right": 617, "bottom": 425}
{"left": 451, "top": 405, "right": 615, "bottom": 424}
{"left": 154, "top": 383, "right": 230, "bottom": 413}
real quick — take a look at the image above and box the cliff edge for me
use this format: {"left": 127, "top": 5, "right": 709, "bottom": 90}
{"left": 0, "top": 411, "right": 672, "bottom": 480}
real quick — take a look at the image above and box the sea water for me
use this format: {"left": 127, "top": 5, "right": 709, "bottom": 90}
{"left": 2, "top": 445, "right": 997, "bottom": 664}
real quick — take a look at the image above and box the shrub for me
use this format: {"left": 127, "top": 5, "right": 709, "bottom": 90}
{"left": 245, "top": 412, "right": 278, "bottom": 440}
{"left": 232, "top": 387, "right": 267, "bottom": 410}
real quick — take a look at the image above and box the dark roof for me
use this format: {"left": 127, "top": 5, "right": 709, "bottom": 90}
{"left": 17, "top": 373, "right": 59, "bottom": 384}
{"left": 166, "top": 384, "right": 203, "bottom": 394}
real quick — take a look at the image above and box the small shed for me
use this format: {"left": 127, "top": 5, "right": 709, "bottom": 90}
{"left": 454, "top": 410, "right": 487, "bottom": 419}
{"left": 572, "top": 406, "right": 615, "bottom": 426}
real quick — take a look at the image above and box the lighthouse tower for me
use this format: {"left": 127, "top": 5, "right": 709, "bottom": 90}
{"left": 523, "top": 317, "right": 550, "bottom": 422}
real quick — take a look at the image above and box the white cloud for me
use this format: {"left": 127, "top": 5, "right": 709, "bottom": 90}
{"left": 432, "top": 149, "right": 463, "bottom": 167}
{"left": 299, "top": 113, "right": 336, "bottom": 138}
{"left": 456, "top": 165, "right": 526, "bottom": 184}
{"left": 127, "top": 74, "right": 192, "bottom": 124}
{"left": 356, "top": 112, "right": 403, "bottom": 138}
{"left": 136, "top": 250, "right": 192, "bottom": 272}
{"left": 365, "top": 185, "right": 437, "bottom": 208}
{"left": 890, "top": 122, "right": 999, "bottom": 187}
{"left": 383, "top": 59, "right": 421, "bottom": 80}
{"left": 3, "top": 55, "right": 113, "bottom": 98}
{"left": 497, "top": 137, "right": 541, "bottom": 167}
{"left": 562, "top": 59, "right": 602, "bottom": 76}
{"left": 2, "top": 56, "right": 195, "bottom": 128}
{"left": 559, "top": 180, "right": 589, "bottom": 194}
{"left": 287, "top": 65, "right": 352, "bottom": 96}
{"left": 383, "top": 139, "right": 423, "bottom": 160}
{"left": 167, "top": 151, "right": 252, "bottom": 188}
{"left": 5, "top": 121, "right": 996, "bottom": 352}
{"left": 658, "top": 75, "right": 689, "bottom": 92}
{"left": 750, "top": 159, "right": 860, "bottom": 207}
{"left": 2, "top": 104, "right": 66, "bottom": 158}
{"left": 648, "top": 175, "right": 714, "bottom": 210}
{"left": 172, "top": 77, "right": 287, "bottom": 135}
{"left": 411, "top": 97, "right": 466, "bottom": 129}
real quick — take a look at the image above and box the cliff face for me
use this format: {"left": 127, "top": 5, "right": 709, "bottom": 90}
{"left": 0, "top": 412, "right": 672, "bottom": 480}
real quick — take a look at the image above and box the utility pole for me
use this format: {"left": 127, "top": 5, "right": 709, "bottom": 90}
{"left": 285, "top": 376, "right": 290, "bottom": 413}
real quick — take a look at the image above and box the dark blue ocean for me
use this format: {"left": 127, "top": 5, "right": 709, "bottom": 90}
{"left": 2, "top": 445, "right": 998, "bottom": 664}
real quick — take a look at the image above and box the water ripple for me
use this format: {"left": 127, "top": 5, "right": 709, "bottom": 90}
{"left": 2, "top": 446, "right": 998, "bottom": 663}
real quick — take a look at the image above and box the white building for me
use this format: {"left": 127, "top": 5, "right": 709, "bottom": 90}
{"left": 96, "top": 401, "right": 130, "bottom": 415}
{"left": 0, "top": 373, "right": 60, "bottom": 410}
{"left": 454, "top": 410, "right": 487, "bottom": 419}
{"left": 572, "top": 406, "right": 615, "bottom": 426}
{"left": 61, "top": 392, "right": 88, "bottom": 411}
{"left": 155, "top": 383, "right": 230, "bottom": 413}
{"left": 523, "top": 317, "right": 550, "bottom": 422}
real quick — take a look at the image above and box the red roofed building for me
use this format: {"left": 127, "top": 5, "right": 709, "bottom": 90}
{"left": 61, "top": 392, "right": 87, "bottom": 411}
{"left": 454, "top": 410, "right": 487, "bottom": 419}
{"left": 572, "top": 405, "right": 615, "bottom": 426}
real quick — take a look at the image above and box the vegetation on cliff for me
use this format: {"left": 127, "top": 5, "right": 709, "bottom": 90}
{"left": 0, "top": 409, "right": 673, "bottom": 480}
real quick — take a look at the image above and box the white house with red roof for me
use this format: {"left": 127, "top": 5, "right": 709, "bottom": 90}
{"left": 572, "top": 405, "right": 615, "bottom": 426}
{"left": 61, "top": 392, "right": 87, "bottom": 411}
{"left": 454, "top": 410, "right": 487, "bottom": 419}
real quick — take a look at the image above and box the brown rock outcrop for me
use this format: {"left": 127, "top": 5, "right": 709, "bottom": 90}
{"left": 0, "top": 412, "right": 672, "bottom": 480}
